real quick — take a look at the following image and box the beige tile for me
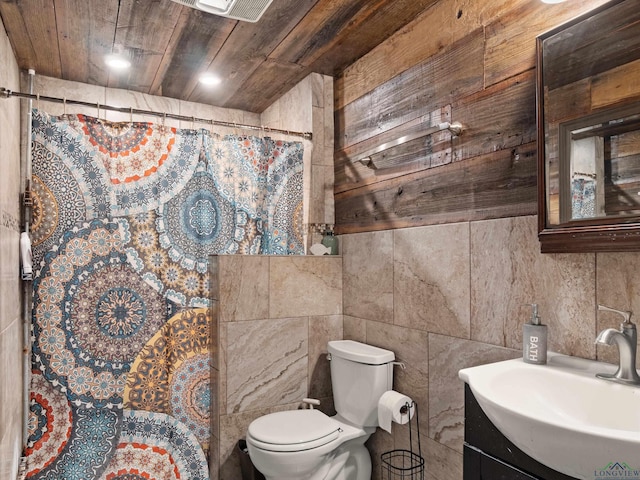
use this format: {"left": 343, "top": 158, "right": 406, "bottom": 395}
{"left": 34, "top": 75, "right": 106, "bottom": 117}
{"left": 308, "top": 315, "right": 343, "bottom": 399}
{"left": 219, "top": 322, "right": 228, "bottom": 416}
{"left": 0, "top": 24, "right": 22, "bottom": 479}
{"left": 366, "top": 321, "right": 429, "bottom": 440}
{"left": 210, "top": 366, "right": 220, "bottom": 440}
{"left": 310, "top": 72, "right": 324, "bottom": 108}
{"left": 219, "top": 402, "right": 299, "bottom": 480}
{"left": 209, "top": 256, "right": 220, "bottom": 301}
{"left": 343, "top": 315, "right": 367, "bottom": 342}
{"left": 424, "top": 437, "right": 463, "bottom": 480}
{"left": 324, "top": 168, "right": 335, "bottom": 226}
{"left": 428, "top": 334, "right": 520, "bottom": 453}
{"left": 367, "top": 429, "right": 395, "bottom": 480}
{"left": 343, "top": 231, "right": 394, "bottom": 322}
{"left": 0, "top": 227, "right": 20, "bottom": 333}
{"left": 210, "top": 300, "right": 219, "bottom": 370}
{"left": 596, "top": 252, "right": 640, "bottom": 367}
{"left": 323, "top": 76, "right": 334, "bottom": 151}
{"left": 311, "top": 105, "right": 326, "bottom": 165}
{"left": 0, "top": 26, "right": 19, "bottom": 88}
{"left": 470, "top": 216, "right": 596, "bottom": 358}
{"left": 394, "top": 224, "right": 470, "bottom": 338}
{"left": 178, "top": 99, "right": 218, "bottom": 131}
{"left": 269, "top": 256, "right": 342, "bottom": 318}
{"left": 309, "top": 165, "right": 334, "bottom": 225}
{"left": 104, "top": 88, "right": 181, "bottom": 127}
{"left": 219, "top": 409, "right": 265, "bottom": 480}
{"left": 226, "top": 317, "right": 308, "bottom": 413}
{"left": 219, "top": 256, "right": 269, "bottom": 322}
{"left": 0, "top": 318, "right": 23, "bottom": 480}
{"left": 260, "top": 101, "right": 281, "bottom": 130}
{"left": 209, "top": 433, "right": 220, "bottom": 480}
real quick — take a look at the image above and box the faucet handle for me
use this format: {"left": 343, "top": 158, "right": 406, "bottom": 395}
{"left": 598, "top": 304, "right": 632, "bottom": 324}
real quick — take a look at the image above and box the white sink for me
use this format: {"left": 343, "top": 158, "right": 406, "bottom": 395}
{"left": 459, "top": 353, "right": 640, "bottom": 479}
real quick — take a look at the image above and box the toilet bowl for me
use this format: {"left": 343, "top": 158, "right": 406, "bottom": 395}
{"left": 246, "top": 409, "right": 374, "bottom": 480}
{"left": 246, "top": 340, "right": 395, "bottom": 480}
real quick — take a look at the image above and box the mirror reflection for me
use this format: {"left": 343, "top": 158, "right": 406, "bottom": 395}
{"left": 560, "top": 106, "right": 640, "bottom": 223}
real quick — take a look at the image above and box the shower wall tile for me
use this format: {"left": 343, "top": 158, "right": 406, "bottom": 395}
{"left": 342, "top": 231, "right": 394, "bottom": 322}
{"left": 0, "top": 223, "right": 20, "bottom": 333}
{"left": 218, "top": 256, "right": 269, "bottom": 322}
{"left": 0, "top": 318, "right": 23, "bottom": 480}
{"left": 210, "top": 366, "right": 220, "bottom": 440}
{"left": 209, "top": 256, "right": 220, "bottom": 301}
{"left": 269, "top": 256, "right": 342, "bottom": 318}
{"left": 312, "top": 106, "right": 326, "bottom": 162}
{"left": 218, "top": 321, "right": 228, "bottom": 416}
{"left": 104, "top": 88, "right": 181, "bottom": 126}
{"left": 470, "top": 215, "right": 596, "bottom": 358}
{"left": 226, "top": 317, "right": 308, "bottom": 414}
{"left": 323, "top": 76, "right": 334, "bottom": 153}
{"left": 394, "top": 223, "right": 470, "bottom": 338}
{"left": 308, "top": 315, "right": 343, "bottom": 399}
{"left": 596, "top": 252, "right": 640, "bottom": 367}
{"left": 32, "top": 75, "right": 106, "bottom": 117}
{"left": 309, "top": 164, "right": 335, "bottom": 225}
{"left": 261, "top": 72, "right": 334, "bottom": 230}
{"left": 209, "top": 433, "right": 220, "bottom": 480}
{"left": 0, "top": 19, "right": 22, "bottom": 480}
{"left": 428, "top": 334, "right": 519, "bottom": 453}
{"left": 179, "top": 99, "right": 260, "bottom": 133}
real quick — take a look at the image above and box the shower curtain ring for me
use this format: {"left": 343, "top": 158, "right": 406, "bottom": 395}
{"left": 130, "top": 107, "right": 133, "bottom": 124}
{"left": 36, "top": 94, "right": 40, "bottom": 111}
{"left": 63, "top": 97, "right": 67, "bottom": 116}
{"left": 96, "top": 102, "right": 100, "bottom": 119}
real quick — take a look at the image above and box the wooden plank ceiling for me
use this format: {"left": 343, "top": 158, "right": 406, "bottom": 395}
{"left": 0, "top": 0, "right": 439, "bottom": 112}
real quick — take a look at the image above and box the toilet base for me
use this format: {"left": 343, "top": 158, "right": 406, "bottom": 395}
{"left": 323, "top": 440, "right": 371, "bottom": 480}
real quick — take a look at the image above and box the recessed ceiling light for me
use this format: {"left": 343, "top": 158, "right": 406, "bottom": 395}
{"left": 199, "top": 73, "right": 222, "bottom": 86}
{"left": 105, "top": 54, "right": 131, "bottom": 70}
{"left": 540, "top": 0, "right": 567, "bottom": 3}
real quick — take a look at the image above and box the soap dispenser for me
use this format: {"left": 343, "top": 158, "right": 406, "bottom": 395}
{"left": 523, "top": 304, "right": 547, "bottom": 365}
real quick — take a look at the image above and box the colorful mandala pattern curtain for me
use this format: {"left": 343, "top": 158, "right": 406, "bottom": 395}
{"left": 25, "top": 110, "right": 305, "bottom": 480}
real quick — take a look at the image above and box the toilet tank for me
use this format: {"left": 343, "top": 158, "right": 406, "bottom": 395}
{"left": 328, "top": 340, "right": 395, "bottom": 427}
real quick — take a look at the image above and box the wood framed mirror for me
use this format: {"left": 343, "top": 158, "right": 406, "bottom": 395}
{"left": 537, "top": 0, "right": 640, "bottom": 253}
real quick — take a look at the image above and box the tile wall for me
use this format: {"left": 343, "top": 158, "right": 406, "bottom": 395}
{"left": 0, "top": 16, "right": 24, "bottom": 480}
{"left": 261, "top": 72, "right": 335, "bottom": 232}
{"left": 210, "top": 255, "right": 343, "bottom": 479}
{"left": 341, "top": 214, "right": 640, "bottom": 480}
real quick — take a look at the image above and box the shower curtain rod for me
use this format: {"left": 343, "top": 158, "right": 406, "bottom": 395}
{"left": 0, "top": 87, "right": 313, "bottom": 140}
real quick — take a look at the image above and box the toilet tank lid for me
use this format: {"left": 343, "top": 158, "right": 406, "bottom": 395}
{"left": 328, "top": 340, "right": 395, "bottom": 365}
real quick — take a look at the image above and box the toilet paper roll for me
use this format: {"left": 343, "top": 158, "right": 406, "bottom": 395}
{"left": 377, "top": 390, "right": 414, "bottom": 433}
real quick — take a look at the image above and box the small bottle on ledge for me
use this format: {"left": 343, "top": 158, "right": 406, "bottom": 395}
{"left": 321, "top": 226, "right": 339, "bottom": 255}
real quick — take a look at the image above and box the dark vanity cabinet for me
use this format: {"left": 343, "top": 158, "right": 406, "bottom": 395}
{"left": 463, "top": 385, "right": 578, "bottom": 480}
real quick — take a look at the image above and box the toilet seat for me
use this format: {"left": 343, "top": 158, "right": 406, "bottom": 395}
{"left": 248, "top": 409, "right": 342, "bottom": 453}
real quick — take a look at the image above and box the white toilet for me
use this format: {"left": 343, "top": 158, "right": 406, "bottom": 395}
{"left": 246, "top": 340, "right": 395, "bottom": 480}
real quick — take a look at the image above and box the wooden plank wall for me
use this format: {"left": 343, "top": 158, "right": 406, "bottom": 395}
{"left": 333, "top": 0, "right": 612, "bottom": 234}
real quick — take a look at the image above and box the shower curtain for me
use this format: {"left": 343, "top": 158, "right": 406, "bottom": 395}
{"left": 24, "top": 110, "right": 304, "bottom": 480}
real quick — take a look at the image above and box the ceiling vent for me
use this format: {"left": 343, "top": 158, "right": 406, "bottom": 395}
{"left": 171, "top": 0, "right": 274, "bottom": 22}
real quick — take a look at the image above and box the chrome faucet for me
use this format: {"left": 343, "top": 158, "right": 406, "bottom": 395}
{"left": 595, "top": 305, "right": 640, "bottom": 386}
